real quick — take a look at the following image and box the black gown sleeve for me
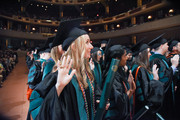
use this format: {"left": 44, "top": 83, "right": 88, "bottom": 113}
{"left": 37, "top": 83, "right": 80, "bottom": 120}
{"left": 135, "top": 67, "right": 164, "bottom": 108}
{"left": 112, "top": 73, "right": 130, "bottom": 120}
{"left": 26, "top": 56, "right": 34, "bottom": 69}
{"left": 35, "top": 71, "right": 58, "bottom": 98}
{"left": 150, "top": 58, "right": 173, "bottom": 93}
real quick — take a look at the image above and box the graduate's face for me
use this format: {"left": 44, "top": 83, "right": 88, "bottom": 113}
{"left": 43, "top": 52, "right": 51, "bottom": 60}
{"left": 162, "top": 42, "right": 169, "bottom": 53}
{"left": 147, "top": 48, "right": 151, "bottom": 59}
{"left": 175, "top": 42, "right": 180, "bottom": 53}
{"left": 84, "top": 35, "right": 93, "bottom": 59}
{"left": 120, "top": 50, "right": 127, "bottom": 66}
{"left": 97, "top": 50, "right": 102, "bottom": 62}
{"left": 127, "top": 53, "right": 132, "bottom": 60}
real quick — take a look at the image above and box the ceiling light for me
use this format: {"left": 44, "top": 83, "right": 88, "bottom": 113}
{"left": 169, "top": 9, "right": 174, "bottom": 13}
{"left": 148, "top": 15, "right": 152, "bottom": 19}
{"left": 88, "top": 28, "right": 92, "bottom": 31}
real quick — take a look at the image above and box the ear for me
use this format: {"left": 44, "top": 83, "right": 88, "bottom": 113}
{"left": 71, "top": 43, "right": 75, "bottom": 51}
{"left": 173, "top": 46, "right": 177, "bottom": 51}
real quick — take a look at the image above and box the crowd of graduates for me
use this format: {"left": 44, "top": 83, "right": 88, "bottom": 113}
{"left": 0, "top": 50, "right": 18, "bottom": 88}
{"left": 25, "top": 18, "right": 180, "bottom": 120}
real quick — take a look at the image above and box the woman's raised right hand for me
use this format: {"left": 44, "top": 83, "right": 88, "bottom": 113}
{"left": 55, "top": 56, "right": 76, "bottom": 96}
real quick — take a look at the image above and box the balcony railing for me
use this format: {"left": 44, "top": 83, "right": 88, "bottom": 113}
{"left": 36, "top": 0, "right": 101, "bottom": 5}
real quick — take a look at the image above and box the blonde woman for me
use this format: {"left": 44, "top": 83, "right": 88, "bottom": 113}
{"left": 30, "top": 19, "right": 105, "bottom": 120}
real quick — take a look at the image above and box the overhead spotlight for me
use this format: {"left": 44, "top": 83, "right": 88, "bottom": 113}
{"left": 98, "top": 2, "right": 100, "bottom": 4}
{"left": 37, "top": 4, "right": 39, "bottom": 7}
{"left": 169, "top": 9, "right": 174, "bottom": 13}
{"left": 51, "top": 4, "right": 53, "bottom": 6}
{"left": 116, "top": 24, "right": 120, "bottom": 28}
{"left": 148, "top": 15, "right": 152, "bottom": 19}
{"left": 42, "top": 5, "right": 44, "bottom": 7}
{"left": 88, "top": 28, "right": 92, "bottom": 32}
{"left": 97, "top": 14, "right": 99, "bottom": 17}
{"left": 30, "top": 3, "right": 33, "bottom": 6}
{"left": 46, "top": 20, "right": 51, "bottom": 22}
{"left": 46, "top": 6, "right": 48, "bottom": 8}
{"left": 80, "top": 7, "right": 82, "bottom": 10}
{"left": 54, "top": 29, "right": 57, "bottom": 32}
{"left": 115, "top": 0, "right": 118, "bottom": 2}
{"left": 45, "top": 9, "right": 47, "bottom": 11}
{"left": 32, "top": 27, "right": 36, "bottom": 31}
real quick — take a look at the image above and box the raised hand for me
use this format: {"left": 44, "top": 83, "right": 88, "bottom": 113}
{"left": 55, "top": 56, "right": 76, "bottom": 96}
{"left": 127, "top": 70, "right": 136, "bottom": 98}
{"left": 128, "top": 70, "right": 135, "bottom": 90}
{"left": 89, "top": 58, "right": 95, "bottom": 70}
{"left": 171, "top": 55, "right": 179, "bottom": 68}
{"left": 152, "top": 64, "right": 159, "bottom": 80}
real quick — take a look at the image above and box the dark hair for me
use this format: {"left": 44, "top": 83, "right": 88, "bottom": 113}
{"left": 105, "top": 45, "right": 125, "bottom": 64}
{"left": 132, "top": 48, "right": 151, "bottom": 72}
{"left": 91, "top": 51, "right": 98, "bottom": 63}
{"left": 103, "top": 45, "right": 126, "bottom": 80}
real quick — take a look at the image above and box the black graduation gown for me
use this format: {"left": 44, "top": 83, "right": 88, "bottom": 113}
{"left": 103, "top": 67, "right": 130, "bottom": 120}
{"left": 131, "top": 65, "right": 164, "bottom": 120}
{"left": 150, "top": 54, "right": 174, "bottom": 119}
{"left": 26, "top": 55, "right": 34, "bottom": 69}
{"left": 37, "top": 82, "right": 80, "bottom": 120}
{"left": 33, "top": 71, "right": 101, "bottom": 120}
{"left": 167, "top": 53, "right": 180, "bottom": 119}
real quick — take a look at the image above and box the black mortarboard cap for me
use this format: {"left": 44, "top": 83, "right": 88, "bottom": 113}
{"left": 37, "top": 47, "right": 45, "bottom": 55}
{"left": 131, "top": 38, "right": 149, "bottom": 56}
{"left": 35, "top": 47, "right": 40, "bottom": 50}
{"left": 91, "top": 47, "right": 100, "bottom": 54}
{"left": 101, "top": 40, "right": 107, "bottom": 44}
{"left": 52, "top": 18, "right": 87, "bottom": 51}
{"left": 106, "top": 45, "right": 126, "bottom": 60}
{"left": 148, "top": 33, "right": 167, "bottom": 49}
{"left": 168, "top": 40, "right": 179, "bottom": 51}
{"left": 125, "top": 47, "right": 132, "bottom": 54}
{"left": 43, "top": 48, "right": 51, "bottom": 53}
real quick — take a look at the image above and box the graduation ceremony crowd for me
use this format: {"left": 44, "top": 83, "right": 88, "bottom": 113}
{"left": 25, "top": 18, "right": 180, "bottom": 120}
{"left": 0, "top": 50, "right": 18, "bottom": 88}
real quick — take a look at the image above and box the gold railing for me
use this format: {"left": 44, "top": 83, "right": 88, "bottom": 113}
{"left": 0, "top": 0, "right": 168, "bottom": 27}
{"left": 36, "top": 0, "right": 101, "bottom": 5}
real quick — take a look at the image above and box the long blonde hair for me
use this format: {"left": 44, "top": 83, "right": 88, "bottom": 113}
{"left": 63, "top": 35, "right": 94, "bottom": 88}
{"left": 51, "top": 46, "right": 63, "bottom": 72}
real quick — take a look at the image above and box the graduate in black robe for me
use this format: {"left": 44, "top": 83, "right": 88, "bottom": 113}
{"left": 29, "top": 20, "right": 65, "bottom": 120}
{"left": 166, "top": 40, "right": 180, "bottom": 119}
{"left": 31, "top": 18, "right": 105, "bottom": 120}
{"left": 26, "top": 51, "right": 34, "bottom": 69}
{"left": 102, "top": 45, "right": 136, "bottom": 120}
{"left": 131, "top": 42, "right": 164, "bottom": 120}
{"left": 91, "top": 47, "right": 102, "bottom": 88}
{"left": 148, "top": 35, "right": 179, "bottom": 119}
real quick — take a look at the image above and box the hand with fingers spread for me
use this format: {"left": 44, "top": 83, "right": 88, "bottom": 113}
{"left": 127, "top": 70, "right": 136, "bottom": 98}
{"left": 89, "top": 58, "right": 95, "bottom": 70}
{"left": 55, "top": 56, "right": 76, "bottom": 96}
{"left": 152, "top": 64, "right": 159, "bottom": 80}
{"left": 171, "top": 55, "right": 179, "bottom": 68}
